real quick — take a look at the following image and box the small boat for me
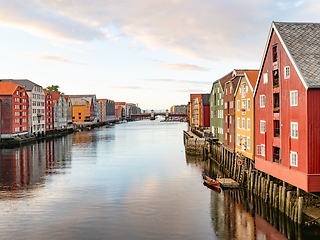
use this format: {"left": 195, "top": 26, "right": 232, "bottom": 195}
{"left": 203, "top": 182, "right": 221, "bottom": 193}
{"left": 203, "top": 175, "right": 221, "bottom": 187}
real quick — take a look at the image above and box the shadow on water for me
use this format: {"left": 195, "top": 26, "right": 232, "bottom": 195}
{"left": 190, "top": 154, "right": 320, "bottom": 240}
{"left": 0, "top": 135, "right": 73, "bottom": 199}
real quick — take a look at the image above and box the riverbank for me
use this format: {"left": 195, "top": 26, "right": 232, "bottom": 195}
{"left": 184, "top": 127, "right": 320, "bottom": 226}
{"left": 0, "top": 119, "right": 119, "bottom": 148}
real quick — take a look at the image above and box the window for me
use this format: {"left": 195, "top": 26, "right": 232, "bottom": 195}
{"left": 291, "top": 122, "right": 298, "bottom": 139}
{"left": 247, "top": 137, "right": 251, "bottom": 150}
{"left": 15, "top": 111, "right": 19, "bottom": 116}
{"left": 242, "top": 118, "right": 245, "bottom": 129}
{"left": 15, "top": 118, "right": 19, "bottom": 123}
{"left": 237, "top": 117, "right": 240, "bottom": 129}
{"left": 23, "top": 111, "right": 26, "bottom": 116}
{"left": 261, "top": 144, "right": 265, "bottom": 157}
{"left": 219, "top": 93, "right": 221, "bottom": 99}
{"left": 237, "top": 100, "right": 240, "bottom": 111}
{"left": 15, "top": 97, "right": 19, "bottom": 102}
{"left": 263, "top": 72, "right": 268, "bottom": 84}
{"left": 230, "top": 101, "right": 233, "bottom": 109}
{"left": 247, "top": 118, "right": 250, "bottom": 130}
{"left": 23, "top": 92, "right": 25, "bottom": 96}
{"left": 290, "top": 151, "right": 298, "bottom": 167}
{"left": 290, "top": 90, "right": 298, "bottom": 106}
{"left": 221, "top": 99, "right": 223, "bottom": 106}
{"left": 16, "top": 90, "right": 19, "bottom": 95}
{"left": 23, "top": 118, "right": 27, "bottom": 123}
{"left": 273, "top": 45, "right": 278, "bottom": 62}
{"left": 274, "top": 147, "right": 281, "bottom": 164}
{"left": 230, "top": 134, "right": 232, "bottom": 143}
{"left": 260, "top": 95, "right": 266, "bottom": 108}
{"left": 23, "top": 126, "right": 26, "bottom": 131}
{"left": 274, "top": 120, "right": 280, "bottom": 137}
{"left": 15, "top": 104, "right": 19, "bottom": 109}
{"left": 273, "top": 70, "right": 279, "bottom": 87}
{"left": 225, "top": 133, "right": 227, "bottom": 140}
{"left": 247, "top": 99, "right": 250, "bottom": 111}
{"left": 260, "top": 120, "right": 266, "bottom": 133}
{"left": 229, "top": 116, "right": 232, "bottom": 124}
{"left": 273, "top": 93, "right": 279, "bottom": 112}
{"left": 23, "top": 98, "right": 26, "bottom": 103}
{"left": 230, "top": 85, "right": 232, "bottom": 94}
{"left": 237, "top": 134, "right": 240, "bottom": 146}
{"left": 225, "top": 116, "right": 227, "bottom": 123}
{"left": 242, "top": 99, "right": 246, "bottom": 110}
{"left": 284, "top": 66, "right": 290, "bottom": 79}
{"left": 225, "top": 102, "right": 227, "bottom": 109}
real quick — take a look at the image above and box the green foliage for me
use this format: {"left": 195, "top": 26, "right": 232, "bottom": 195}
{"left": 44, "top": 85, "right": 64, "bottom": 94}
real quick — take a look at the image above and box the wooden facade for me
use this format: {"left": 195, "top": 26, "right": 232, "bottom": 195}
{"left": 254, "top": 22, "right": 320, "bottom": 192}
{"left": 44, "top": 90, "right": 54, "bottom": 131}
{"left": 0, "top": 82, "right": 28, "bottom": 138}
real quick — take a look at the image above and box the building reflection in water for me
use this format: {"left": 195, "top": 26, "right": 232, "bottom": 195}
{"left": 0, "top": 135, "right": 73, "bottom": 197}
{"left": 203, "top": 157, "right": 320, "bottom": 240}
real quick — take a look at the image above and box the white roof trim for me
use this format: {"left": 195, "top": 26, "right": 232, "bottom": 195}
{"left": 253, "top": 22, "right": 308, "bottom": 97}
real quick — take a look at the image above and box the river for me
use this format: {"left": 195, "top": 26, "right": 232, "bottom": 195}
{"left": 0, "top": 119, "right": 319, "bottom": 239}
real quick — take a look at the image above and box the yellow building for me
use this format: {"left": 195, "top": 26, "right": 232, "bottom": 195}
{"left": 70, "top": 98, "right": 90, "bottom": 122}
{"left": 234, "top": 70, "right": 259, "bottom": 159}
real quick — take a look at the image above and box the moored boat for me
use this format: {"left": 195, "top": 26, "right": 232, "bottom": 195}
{"left": 203, "top": 175, "right": 221, "bottom": 188}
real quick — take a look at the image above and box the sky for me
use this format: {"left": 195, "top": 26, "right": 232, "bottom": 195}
{"left": 0, "top": 0, "right": 319, "bottom": 110}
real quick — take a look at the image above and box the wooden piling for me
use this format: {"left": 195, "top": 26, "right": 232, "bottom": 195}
{"left": 279, "top": 186, "right": 283, "bottom": 211}
{"left": 298, "top": 197, "right": 303, "bottom": 224}
{"left": 286, "top": 191, "right": 291, "bottom": 216}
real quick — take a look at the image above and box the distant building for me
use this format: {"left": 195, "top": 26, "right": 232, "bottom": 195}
{"left": 0, "top": 82, "right": 29, "bottom": 138}
{"left": 190, "top": 94, "right": 210, "bottom": 128}
{"left": 49, "top": 91, "right": 67, "bottom": 129}
{"left": 70, "top": 98, "right": 90, "bottom": 122}
{"left": 106, "top": 99, "right": 115, "bottom": 121}
{"left": 0, "top": 79, "right": 45, "bottom": 135}
{"left": 44, "top": 91, "right": 54, "bottom": 132}
{"left": 69, "top": 95, "right": 98, "bottom": 122}
{"left": 170, "top": 104, "right": 187, "bottom": 114}
{"left": 64, "top": 95, "right": 73, "bottom": 125}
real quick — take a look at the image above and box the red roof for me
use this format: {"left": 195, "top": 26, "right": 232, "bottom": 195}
{"left": 49, "top": 91, "right": 61, "bottom": 101}
{"left": 0, "top": 82, "right": 21, "bottom": 95}
{"left": 244, "top": 70, "right": 259, "bottom": 88}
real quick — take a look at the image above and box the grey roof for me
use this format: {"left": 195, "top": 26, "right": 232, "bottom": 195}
{"left": 274, "top": 22, "right": 320, "bottom": 87}
{"left": 0, "top": 79, "right": 42, "bottom": 91}
{"left": 69, "top": 94, "right": 96, "bottom": 99}
{"left": 201, "top": 94, "right": 210, "bottom": 106}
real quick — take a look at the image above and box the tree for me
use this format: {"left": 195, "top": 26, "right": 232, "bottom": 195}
{"left": 44, "top": 85, "right": 64, "bottom": 94}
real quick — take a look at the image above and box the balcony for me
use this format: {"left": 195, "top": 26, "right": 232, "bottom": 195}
{"left": 273, "top": 70, "right": 279, "bottom": 88}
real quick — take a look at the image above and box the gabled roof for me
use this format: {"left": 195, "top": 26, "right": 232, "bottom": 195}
{"left": 0, "top": 82, "right": 21, "bottom": 95}
{"left": 201, "top": 94, "right": 210, "bottom": 106}
{"left": 49, "top": 91, "right": 61, "bottom": 101}
{"left": 244, "top": 70, "right": 259, "bottom": 90}
{"left": 0, "top": 79, "right": 42, "bottom": 91}
{"left": 255, "top": 22, "right": 320, "bottom": 95}
{"left": 70, "top": 98, "right": 88, "bottom": 106}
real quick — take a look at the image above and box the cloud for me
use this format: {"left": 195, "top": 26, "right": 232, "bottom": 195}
{"left": 159, "top": 63, "right": 209, "bottom": 71}
{"left": 142, "top": 78, "right": 212, "bottom": 85}
{"left": 22, "top": 53, "right": 92, "bottom": 66}
{"left": 110, "top": 86, "right": 145, "bottom": 90}
{"left": 0, "top": 0, "right": 316, "bottom": 62}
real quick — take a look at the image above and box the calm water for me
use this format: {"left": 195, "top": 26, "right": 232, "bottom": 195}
{"left": 0, "top": 119, "right": 319, "bottom": 239}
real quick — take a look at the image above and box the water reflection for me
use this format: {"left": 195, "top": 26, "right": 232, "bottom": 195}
{"left": 204, "top": 158, "right": 320, "bottom": 240}
{"left": 0, "top": 135, "right": 73, "bottom": 198}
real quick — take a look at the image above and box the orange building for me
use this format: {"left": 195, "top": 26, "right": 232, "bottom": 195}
{"left": 70, "top": 98, "right": 90, "bottom": 122}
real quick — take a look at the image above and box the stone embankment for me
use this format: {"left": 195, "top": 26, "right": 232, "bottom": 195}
{"left": 0, "top": 120, "right": 119, "bottom": 148}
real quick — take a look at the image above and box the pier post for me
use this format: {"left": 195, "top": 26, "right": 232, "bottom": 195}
{"left": 298, "top": 197, "right": 303, "bottom": 224}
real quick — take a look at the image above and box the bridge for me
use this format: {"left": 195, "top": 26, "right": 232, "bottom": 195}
{"left": 131, "top": 110, "right": 187, "bottom": 120}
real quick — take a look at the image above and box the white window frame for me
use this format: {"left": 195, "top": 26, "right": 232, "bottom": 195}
{"left": 291, "top": 122, "right": 298, "bottom": 139}
{"left": 229, "top": 116, "right": 232, "bottom": 124}
{"left": 290, "top": 90, "right": 298, "bottom": 106}
{"left": 225, "top": 133, "right": 227, "bottom": 140}
{"left": 290, "top": 151, "right": 298, "bottom": 167}
{"left": 247, "top": 98, "right": 251, "bottom": 111}
{"left": 230, "top": 101, "right": 233, "bottom": 109}
{"left": 237, "top": 100, "right": 240, "bottom": 111}
{"left": 260, "top": 120, "right": 266, "bottom": 133}
{"left": 242, "top": 99, "right": 246, "bottom": 110}
{"left": 260, "top": 95, "right": 266, "bottom": 108}
{"left": 237, "top": 117, "right": 240, "bottom": 129}
{"left": 15, "top": 127, "right": 19, "bottom": 132}
{"left": 225, "top": 102, "right": 227, "bottom": 109}
{"left": 247, "top": 118, "right": 250, "bottom": 130}
{"left": 242, "top": 118, "right": 245, "bottom": 129}
{"left": 237, "top": 134, "right": 240, "bottom": 146}
{"left": 261, "top": 144, "right": 265, "bottom": 157}
{"left": 263, "top": 72, "right": 268, "bottom": 84}
{"left": 247, "top": 137, "right": 251, "bottom": 150}
{"left": 284, "top": 66, "right": 290, "bottom": 79}
{"left": 15, "top": 118, "right": 19, "bottom": 123}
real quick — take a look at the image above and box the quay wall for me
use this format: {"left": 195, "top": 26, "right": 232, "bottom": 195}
{"left": 184, "top": 128, "right": 308, "bottom": 225}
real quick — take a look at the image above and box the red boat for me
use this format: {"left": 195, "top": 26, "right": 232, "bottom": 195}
{"left": 203, "top": 182, "right": 221, "bottom": 193}
{"left": 203, "top": 175, "right": 221, "bottom": 187}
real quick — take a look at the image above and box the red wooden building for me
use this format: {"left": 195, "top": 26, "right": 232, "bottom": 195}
{"left": 0, "top": 82, "right": 28, "bottom": 138}
{"left": 223, "top": 71, "right": 242, "bottom": 151}
{"left": 44, "top": 90, "right": 54, "bottom": 131}
{"left": 190, "top": 94, "right": 210, "bottom": 128}
{"left": 254, "top": 22, "right": 320, "bottom": 192}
